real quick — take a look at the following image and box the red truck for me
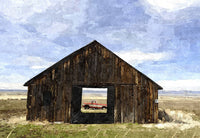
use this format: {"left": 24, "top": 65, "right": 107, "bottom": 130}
{"left": 82, "top": 100, "right": 107, "bottom": 109}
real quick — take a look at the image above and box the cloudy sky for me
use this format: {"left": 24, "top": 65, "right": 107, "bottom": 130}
{"left": 0, "top": 0, "right": 200, "bottom": 91}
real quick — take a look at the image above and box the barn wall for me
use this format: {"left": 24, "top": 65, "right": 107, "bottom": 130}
{"left": 26, "top": 42, "right": 159, "bottom": 123}
{"left": 113, "top": 83, "right": 158, "bottom": 123}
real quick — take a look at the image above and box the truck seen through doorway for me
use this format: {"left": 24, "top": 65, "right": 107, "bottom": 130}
{"left": 82, "top": 100, "right": 107, "bottom": 110}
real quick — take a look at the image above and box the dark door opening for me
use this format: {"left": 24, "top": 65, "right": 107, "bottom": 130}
{"left": 71, "top": 85, "right": 115, "bottom": 124}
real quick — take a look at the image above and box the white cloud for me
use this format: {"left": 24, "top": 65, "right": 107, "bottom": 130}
{"left": 145, "top": 0, "right": 200, "bottom": 12}
{"left": 0, "top": 73, "right": 27, "bottom": 84}
{"left": 0, "top": 0, "right": 89, "bottom": 39}
{"left": 0, "top": 62, "right": 9, "bottom": 70}
{"left": 0, "top": 82, "right": 26, "bottom": 90}
{"left": 31, "top": 65, "right": 51, "bottom": 69}
{"left": 0, "top": 0, "right": 52, "bottom": 23}
{"left": 0, "top": 56, "right": 54, "bottom": 90}
{"left": 13, "top": 55, "right": 54, "bottom": 69}
{"left": 0, "top": 73, "right": 27, "bottom": 90}
{"left": 158, "top": 79, "right": 200, "bottom": 91}
{"left": 24, "top": 0, "right": 89, "bottom": 39}
{"left": 40, "top": 22, "right": 69, "bottom": 39}
{"left": 115, "top": 50, "right": 174, "bottom": 65}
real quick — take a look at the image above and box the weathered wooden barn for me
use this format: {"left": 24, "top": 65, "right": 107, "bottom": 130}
{"left": 24, "top": 40, "right": 162, "bottom": 124}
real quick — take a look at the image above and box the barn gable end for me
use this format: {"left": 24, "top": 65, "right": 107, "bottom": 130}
{"left": 24, "top": 40, "right": 162, "bottom": 124}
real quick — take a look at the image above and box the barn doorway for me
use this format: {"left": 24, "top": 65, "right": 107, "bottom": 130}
{"left": 71, "top": 85, "right": 115, "bottom": 124}
{"left": 81, "top": 87, "right": 107, "bottom": 113}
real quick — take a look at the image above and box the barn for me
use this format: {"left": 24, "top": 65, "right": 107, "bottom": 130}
{"left": 24, "top": 40, "right": 162, "bottom": 124}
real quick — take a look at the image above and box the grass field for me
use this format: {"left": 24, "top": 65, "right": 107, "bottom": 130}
{"left": 1, "top": 94, "right": 200, "bottom": 138}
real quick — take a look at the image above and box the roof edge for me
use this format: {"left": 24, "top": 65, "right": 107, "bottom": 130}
{"left": 24, "top": 40, "right": 163, "bottom": 89}
{"left": 24, "top": 40, "right": 98, "bottom": 86}
{"left": 95, "top": 41, "right": 163, "bottom": 90}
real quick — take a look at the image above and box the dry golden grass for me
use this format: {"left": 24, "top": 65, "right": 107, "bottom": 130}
{"left": 0, "top": 100, "right": 26, "bottom": 120}
{"left": 159, "top": 96, "right": 200, "bottom": 120}
{"left": 81, "top": 108, "right": 107, "bottom": 113}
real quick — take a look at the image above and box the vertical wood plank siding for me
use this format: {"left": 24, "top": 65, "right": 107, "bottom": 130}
{"left": 25, "top": 41, "right": 161, "bottom": 123}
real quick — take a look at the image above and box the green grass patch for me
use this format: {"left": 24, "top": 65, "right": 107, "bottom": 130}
{"left": 0, "top": 124, "right": 13, "bottom": 138}
{"left": 1, "top": 123, "right": 198, "bottom": 138}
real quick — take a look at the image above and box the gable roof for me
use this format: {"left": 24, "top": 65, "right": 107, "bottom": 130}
{"left": 24, "top": 40, "right": 162, "bottom": 89}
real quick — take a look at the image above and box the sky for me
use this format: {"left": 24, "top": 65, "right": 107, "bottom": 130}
{"left": 0, "top": 0, "right": 200, "bottom": 91}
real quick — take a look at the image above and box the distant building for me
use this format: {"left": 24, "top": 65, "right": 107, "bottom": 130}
{"left": 24, "top": 40, "right": 162, "bottom": 124}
